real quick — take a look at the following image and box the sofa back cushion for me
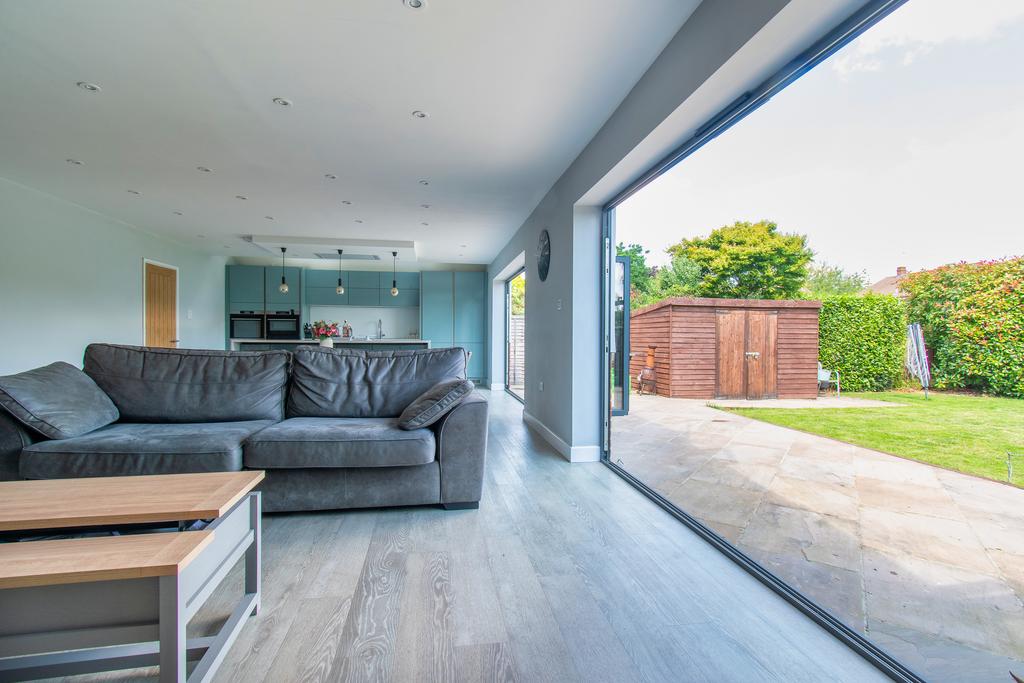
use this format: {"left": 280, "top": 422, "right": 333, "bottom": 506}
{"left": 84, "top": 344, "right": 289, "bottom": 423}
{"left": 288, "top": 346, "right": 467, "bottom": 418}
{"left": 0, "top": 361, "right": 119, "bottom": 439}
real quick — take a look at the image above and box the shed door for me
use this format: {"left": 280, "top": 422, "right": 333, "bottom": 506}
{"left": 716, "top": 310, "right": 746, "bottom": 398}
{"left": 745, "top": 311, "right": 778, "bottom": 399}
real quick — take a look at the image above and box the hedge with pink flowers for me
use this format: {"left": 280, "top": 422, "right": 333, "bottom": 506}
{"left": 901, "top": 257, "right": 1024, "bottom": 398}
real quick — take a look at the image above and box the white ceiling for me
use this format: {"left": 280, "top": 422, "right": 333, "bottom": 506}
{"left": 0, "top": 0, "right": 699, "bottom": 266}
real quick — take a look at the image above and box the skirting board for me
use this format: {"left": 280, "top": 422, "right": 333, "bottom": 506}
{"left": 522, "top": 410, "right": 601, "bottom": 463}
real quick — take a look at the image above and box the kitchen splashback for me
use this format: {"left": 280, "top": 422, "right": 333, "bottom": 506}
{"left": 309, "top": 306, "right": 419, "bottom": 339}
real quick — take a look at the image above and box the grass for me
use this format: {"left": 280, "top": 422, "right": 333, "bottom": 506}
{"left": 724, "top": 391, "right": 1024, "bottom": 487}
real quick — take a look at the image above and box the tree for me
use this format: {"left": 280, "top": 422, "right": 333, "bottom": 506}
{"left": 803, "top": 262, "right": 867, "bottom": 299}
{"left": 508, "top": 274, "right": 525, "bottom": 315}
{"left": 633, "top": 254, "right": 702, "bottom": 308}
{"left": 667, "top": 220, "right": 812, "bottom": 299}
{"left": 616, "top": 242, "right": 654, "bottom": 299}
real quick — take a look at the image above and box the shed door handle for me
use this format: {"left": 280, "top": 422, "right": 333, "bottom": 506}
{"left": 745, "top": 351, "right": 760, "bottom": 358}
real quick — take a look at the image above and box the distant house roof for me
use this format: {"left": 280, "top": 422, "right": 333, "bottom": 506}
{"left": 865, "top": 266, "right": 908, "bottom": 296}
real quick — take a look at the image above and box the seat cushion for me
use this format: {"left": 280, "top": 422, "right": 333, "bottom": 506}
{"left": 244, "top": 417, "right": 436, "bottom": 469}
{"left": 0, "top": 362, "right": 119, "bottom": 439}
{"left": 287, "top": 346, "right": 467, "bottom": 418}
{"left": 84, "top": 344, "right": 289, "bottom": 423}
{"left": 19, "top": 420, "right": 275, "bottom": 479}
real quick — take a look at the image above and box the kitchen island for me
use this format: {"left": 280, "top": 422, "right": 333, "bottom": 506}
{"left": 229, "top": 338, "right": 431, "bottom": 352}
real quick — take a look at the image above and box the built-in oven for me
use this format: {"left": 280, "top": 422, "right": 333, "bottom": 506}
{"left": 229, "top": 312, "right": 264, "bottom": 339}
{"left": 265, "top": 311, "right": 301, "bottom": 339}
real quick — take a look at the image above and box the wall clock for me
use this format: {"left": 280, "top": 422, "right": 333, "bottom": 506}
{"left": 536, "top": 229, "right": 551, "bottom": 282}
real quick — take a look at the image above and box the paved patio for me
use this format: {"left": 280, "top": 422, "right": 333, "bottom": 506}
{"left": 611, "top": 394, "right": 1024, "bottom": 683}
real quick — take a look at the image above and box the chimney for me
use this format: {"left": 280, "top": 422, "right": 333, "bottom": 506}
{"left": 896, "top": 266, "right": 908, "bottom": 277}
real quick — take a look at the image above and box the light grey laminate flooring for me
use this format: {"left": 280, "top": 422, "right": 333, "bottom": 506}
{"left": 54, "top": 390, "right": 885, "bottom": 682}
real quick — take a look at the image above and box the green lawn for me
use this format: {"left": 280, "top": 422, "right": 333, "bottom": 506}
{"left": 724, "top": 391, "right": 1024, "bottom": 487}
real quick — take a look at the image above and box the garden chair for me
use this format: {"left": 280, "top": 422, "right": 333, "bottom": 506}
{"left": 818, "top": 362, "right": 840, "bottom": 397}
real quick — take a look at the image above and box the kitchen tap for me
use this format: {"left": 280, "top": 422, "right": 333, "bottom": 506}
{"left": 377, "top": 319, "right": 384, "bottom": 339}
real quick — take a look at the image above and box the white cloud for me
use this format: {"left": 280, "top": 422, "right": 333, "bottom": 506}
{"left": 833, "top": 0, "right": 1024, "bottom": 75}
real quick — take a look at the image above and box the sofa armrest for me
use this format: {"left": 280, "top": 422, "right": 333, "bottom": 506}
{"left": 433, "top": 392, "right": 489, "bottom": 506}
{"left": 0, "top": 410, "right": 35, "bottom": 481}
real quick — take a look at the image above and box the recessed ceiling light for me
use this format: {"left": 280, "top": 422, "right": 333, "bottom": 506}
{"left": 127, "top": 189, "right": 141, "bottom": 195}
{"left": 354, "top": 219, "right": 364, "bottom": 224}
{"left": 420, "top": 204, "right": 431, "bottom": 209}
{"left": 272, "top": 97, "right": 292, "bottom": 107}
{"left": 421, "top": 222, "right": 429, "bottom": 226}
{"left": 418, "top": 179, "right": 429, "bottom": 186}
{"left": 173, "top": 211, "right": 183, "bottom": 216}
{"left": 411, "top": 110, "right": 429, "bottom": 119}
{"left": 197, "top": 234, "right": 206, "bottom": 239}
{"left": 341, "top": 200, "right": 352, "bottom": 205}
{"left": 460, "top": 244, "right": 467, "bottom": 248}
{"left": 196, "top": 166, "right": 212, "bottom": 173}
{"left": 324, "top": 173, "right": 337, "bottom": 180}
{"left": 76, "top": 81, "right": 101, "bottom": 92}
{"left": 265, "top": 215, "right": 274, "bottom": 220}
{"left": 404, "top": 0, "right": 427, "bottom": 8}
{"left": 223, "top": 245, "right": 230, "bottom": 249}
{"left": 66, "top": 158, "right": 83, "bottom": 165}
{"left": 235, "top": 195, "right": 248, "bottom": 200}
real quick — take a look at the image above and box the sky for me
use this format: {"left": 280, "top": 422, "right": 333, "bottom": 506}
{"left": 614, "top": 0, "right": 1024, "bottom": 284}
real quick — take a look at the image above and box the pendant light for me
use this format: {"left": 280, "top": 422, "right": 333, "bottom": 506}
{"left": 278, "top": 247, "right": 289, "bottom": 294}
{"left": 390, "top": 251, "right": 399, "bottom": 296}
{"left": 335, "top": 249, "right": 345, "bottom": 295}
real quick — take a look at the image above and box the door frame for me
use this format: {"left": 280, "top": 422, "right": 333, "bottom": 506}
{"left": 503, "top": 267, "right": 526, "bottom": 403}
{"left": 142, "top": 259, "right": 180, "bottom": 347}
{"left": 596, "top": 1, "right": 922, "bottom": 680}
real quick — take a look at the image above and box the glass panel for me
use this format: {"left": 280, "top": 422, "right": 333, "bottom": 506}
{"left": 605, "top": 3, "right": 1024, "bottom": 680}
{"left": 506, "top": 271, "right": 526, "bottom": 400}
{"left": 611, "top": 256, "right": 628, "bottom": 415}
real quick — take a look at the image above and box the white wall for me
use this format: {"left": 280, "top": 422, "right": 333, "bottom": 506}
{"left": 487, "top": 0, "right": 870, "bottom": 460}
{"left": 308, "top": 305, "right": 419, "bottom": 340}
{"left": 0, "top": 177, "right": 227, "bottom": 374}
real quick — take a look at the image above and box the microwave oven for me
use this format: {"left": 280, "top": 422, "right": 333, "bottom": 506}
{"left": 265, "top": 312, "right": 301, "bottom": 339}
{"left": 229, "top": 313, "right": 264, "bottom": 339}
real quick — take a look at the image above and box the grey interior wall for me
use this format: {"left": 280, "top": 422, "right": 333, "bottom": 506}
{"left": 0, "top": 177, "right": 227, "bottom": 374}
{"left": 487, "top": 0, "right": 868, "bottom": 457}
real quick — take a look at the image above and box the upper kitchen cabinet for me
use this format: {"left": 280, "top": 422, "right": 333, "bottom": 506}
{"left": 304, "top": 269, "right": 348, "bottom": 305}
{"left": 347, "top": 271, "right": 380, "bottom": 289}
{"left": 227, "top": 265, "right": 265, "bottom": 312}
{"left": 379, "top": 272, "right": 421, "bottom": 291}
{"left": 265, "top": 266, "right": 301, "bottom": 309}
{"left": 379, "top": 272, "right": 420, "bottom": 307}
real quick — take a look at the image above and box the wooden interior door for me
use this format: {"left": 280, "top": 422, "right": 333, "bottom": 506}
{"left": 716, "top": 310, "right": 746, "bottom": 399}
{"left": 745, "top": 311, "right": 778, "bottom": 399}
{"left": 144, "top": 262, "right": 178, "bottom": 348}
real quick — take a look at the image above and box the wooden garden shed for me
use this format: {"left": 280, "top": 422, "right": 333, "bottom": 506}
{"left": 628, "top": 297, "right": 821, "bottom": 400}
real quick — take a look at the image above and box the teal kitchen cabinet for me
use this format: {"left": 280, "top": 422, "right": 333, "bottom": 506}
{"left": 458, "top": 342, "right": 484, "bottom": 379}
{"left": 306, "top": 287, "right": 348, "bottom": 305}
{"left": 347, "top": 271, "right": 380, "bottom": 289}
{"left": 227, "top": 265, "right": 265, "bottom": 312}
{"left": 420, "top": 271, "right": 454, "bottom": 347}
{"left": 304, "top": 270, "right": 342, "bottom": 288}
{"left": 379, "top": 272, "right": 420, "bottom": 291}
{"left": 454, "top": 271, "right": 486, "bottom": 343}
{"left": 348, "top": 288, "right": 380, "bottom": 307}
{"left": 265, "top": 266, "right": 301, "bottom": 309}
{"left": 380, "top": 289, "right": 419, "bottom": 307}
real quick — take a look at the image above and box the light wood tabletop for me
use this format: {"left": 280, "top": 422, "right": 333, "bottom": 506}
{"left": 0, "top": 471, "right": 265, "bottom": 532}
{"left": 0, "top": 531, "right": 213, "bottom": 589}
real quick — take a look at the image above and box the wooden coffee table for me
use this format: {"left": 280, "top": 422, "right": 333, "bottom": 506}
{"left": 0, "top": 471, "right": 264, "bottom": 683}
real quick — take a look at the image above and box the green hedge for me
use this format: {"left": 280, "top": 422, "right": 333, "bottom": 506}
{"left": 818, "top": 294, "right": 906, "bottom": 392}
{"left": 902, "top": 258, "right": 1024, "bottom": 398}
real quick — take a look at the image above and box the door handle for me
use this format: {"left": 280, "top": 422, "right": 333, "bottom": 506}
{"left": 170, "top": 339, "right": 181, "bottom": 343}
{"left": 745, "top": 351, "right": 760, "bottom": 358}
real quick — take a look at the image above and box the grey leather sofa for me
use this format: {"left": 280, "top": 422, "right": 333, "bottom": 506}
{"left": 0, "top": 343, "right": 488, "bottom": 512}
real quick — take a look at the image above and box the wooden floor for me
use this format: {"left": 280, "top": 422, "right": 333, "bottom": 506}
{"left": 51, "top": 390, "right": 884, "bottom": 682}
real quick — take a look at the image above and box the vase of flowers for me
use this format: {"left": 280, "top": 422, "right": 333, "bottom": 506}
{"left": 311, "top": 320, "right": 340, "bottom": 348}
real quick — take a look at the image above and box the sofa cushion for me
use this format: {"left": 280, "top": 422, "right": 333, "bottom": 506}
{"left": 288, "top": 346, "right": 467, "bottom": 419}
{"left": 398, "top": 379, "right": 475, "bottom": 430}
{"left": 19, "top": 420, "right": 274, "bottom": 479}
{"left": 0, "top": 362, "right": 119, "bottom": 440}
{"left": 244, "top": 417, "right": 436, "bottom": 469}
{"left": 84, "top": 344, "right": 289, "bottom": 423}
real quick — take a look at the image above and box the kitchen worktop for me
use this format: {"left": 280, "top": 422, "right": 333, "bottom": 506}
{"left": 229, "top": 338, "right": 431, "bottom": 350}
